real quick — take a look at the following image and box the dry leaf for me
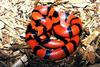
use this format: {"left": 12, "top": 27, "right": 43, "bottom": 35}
{"left": 86, "top": 51, "right": 95, "bottom": 64}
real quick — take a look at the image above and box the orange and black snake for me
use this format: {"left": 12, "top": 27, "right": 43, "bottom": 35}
{"left": 25, "top": 6, "right": 82, "bottom": 61}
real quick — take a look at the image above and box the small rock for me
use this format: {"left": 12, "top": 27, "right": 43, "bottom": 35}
{"left": 0, "top": 20, "right": 4, "bottom": 29}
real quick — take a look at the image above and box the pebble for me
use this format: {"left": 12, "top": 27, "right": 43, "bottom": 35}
{"left": 0, "top": 20, "right": 4, "bottom": 30}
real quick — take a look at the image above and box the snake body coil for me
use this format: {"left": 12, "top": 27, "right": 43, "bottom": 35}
{"left": 25, "top": 6, "right": 82, "bottom": 61}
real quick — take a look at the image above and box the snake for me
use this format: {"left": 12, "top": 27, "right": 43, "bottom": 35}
{"left": 25, "top": 6, "right": 82, "bottom": 61}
